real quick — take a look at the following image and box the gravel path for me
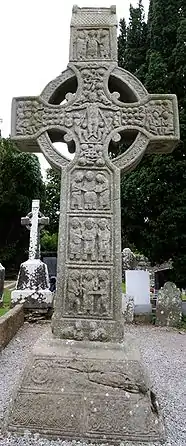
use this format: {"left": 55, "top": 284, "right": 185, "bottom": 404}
{"left": 0, "top": 322, "right": 185, "bottom": 446}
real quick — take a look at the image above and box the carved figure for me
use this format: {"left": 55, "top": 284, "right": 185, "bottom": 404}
{"left": 73, "top": 112, "right": 82, "bottom": 139}
{"left": 71, "top": 172, "right": 84, "bottom": 209}
{"left": 87, "top": 30, "right": 99, "bottom": 58}
{"left": 68, "top": 271, "right": 81, "bottom": 313}
{"left": 69, "top": 217, "right": 82, "bottom": 260}
{"left": 99, "top": 29, "right": 110, "bottom": 58}
{"left": 83, "top": 218, "right": 97, "bottom": 261}
{"left": 82, "top": 270, "right": 95, "bottom": 314}
{"left": 96, "top": 270, "right": 109, "bottom": 314}
{"left": 84, "top": 171, "right": 97, "bottom": 210}
{"left": 96, "top": 173, "right": 110, "bottom": 209}
{"left": 76, "top": 30, "right": 87, "bottom": 60}
{"left": 97, "top": 219, "right": 110, "bottom": 262}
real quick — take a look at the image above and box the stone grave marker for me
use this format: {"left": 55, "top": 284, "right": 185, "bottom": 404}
{"left": 126, "top": 269, "right": 151, "bottom": 314}
{"left": 156, "top": 281, "right": 182, "bottom": 327}
{"left": 11, "top": 200, "right": 53, "bottom": 310}
{"left": 7, "top": 5, "right": 179, "bottom": 443}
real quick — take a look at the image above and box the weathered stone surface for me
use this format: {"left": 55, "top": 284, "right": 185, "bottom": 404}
{"left": 21, "top": 199, "right": 49, "bottom": 260}
{"left": 0, "top": 263, "right": 5, "bottom": 306}
{"left": 8, "top": 4, "right": 180, "bottom": 443}
{"left": 156, "top": 281, "right": 182, "bottom": 327}
{"left": 122, "top": 295, "right": 135, "bottom": 323}
{"left": 0, "top": 305, "right": 24, "bottom": 350}
{"left": 11, "top": 6, "right": 179, "bottom": 341}
{"left": 11, "top": 259, "right": 53, "bottom": 309}
{"left": 11, "top": 200, "right": 53, "bottom": 310}
{"left": 7, "top": 333, "right": 164, "bottom": 443}
{"left": 122, "top": 248, "right": 137, "bottom": 270}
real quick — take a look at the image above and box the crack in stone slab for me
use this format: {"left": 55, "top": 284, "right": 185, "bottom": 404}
{"left": 65, "top": 365, "right": 148, "bottom": 395}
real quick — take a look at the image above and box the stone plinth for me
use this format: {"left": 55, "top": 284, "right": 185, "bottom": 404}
{"left": 7, "top": 332, "right": 164, "bottom": 443}
{"left": 11, "top": 259, "right": 53, "bottom": 310}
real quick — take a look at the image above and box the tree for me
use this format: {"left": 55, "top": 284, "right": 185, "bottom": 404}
{"left": 118, "top": 0, "right": 186, "bottom": 286}
{"left": 118, "top": 0, "right": 147, "bottom": 82}
{"left": 44, "top": 168, "right": 61, "bottom": 234}
{"left": 0, "top": 138, "right": 45, "bottom": 272}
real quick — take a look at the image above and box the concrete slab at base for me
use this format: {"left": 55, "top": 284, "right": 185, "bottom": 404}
{"left": 7, "top": 332, "right": 164, "bottom": 443}
{"left": 134, "top": 304, "right": 152, "bottom": 314}
{"left": 11, "top": 289, "right": 53, "bottom": 309}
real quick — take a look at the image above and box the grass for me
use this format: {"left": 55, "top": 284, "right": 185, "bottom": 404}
{"left": 0, "top": 288, "right": 11, "bottom": 317}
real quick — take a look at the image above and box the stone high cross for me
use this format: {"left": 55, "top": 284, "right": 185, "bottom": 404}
{"left": 21, "top": 199, "right": 49, "bottom": 260}
{"left": 11, "top": 6, "right": 179, "bottom": 341}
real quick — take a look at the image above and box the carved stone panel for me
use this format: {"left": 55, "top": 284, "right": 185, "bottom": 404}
{"left": 72, "top": 28, "right": 111, "bottom": 61}
{"left": 68, "top": 216, "right": 112, "bottom": 263}
{"left": 69, "top": 169, "right": 111, "bottom": 212}
{"left": 65, "top": 268, "right": 112, "bottom": 318}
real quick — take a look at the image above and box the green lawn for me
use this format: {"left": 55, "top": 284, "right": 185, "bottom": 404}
{"left": 0, "top": 288, "right": 11, "bottom": 317}
{"left": 121, "top": 282, "right": 126, "bottom": 293}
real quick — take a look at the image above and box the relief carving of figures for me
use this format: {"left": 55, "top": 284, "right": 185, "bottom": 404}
{"left": 66, "top": 269, "right": 111, "bottom": 317}
{"left": 95, "top": 173, "right": 110, "bottom": 209}
{"left": 79, "top": 67, "right": 110, "bottom": 105}
{"left": 84, "top": 171, "right": 97, "bottom": 210}
{"left": 96, "top": 270, "right": 109, "bottom": 314}
{"left": 71, "top": 172, "right": 84, "bottom": 210}
{"left": 97, "top": 219, "right": 110, "bottom": 262}
{"left": 68, "top": 217, "right": 111, "bottom": 263}
{"left": 74, "top": 28, "right": 110, "bottom": 61}
{"left": 68, "top": 270, "right": 82, "bottom": 313}
{"left": 83, "top": 218, "right": 97, "bottom": 261}
{"left": 70, "top": 170, "right": 111, "bottom": 211}
{"left": 78, "top": 143, "right": 105, "bottom": 167}
{"left": 69, "top": 217, "right": 82, "bottom": 261}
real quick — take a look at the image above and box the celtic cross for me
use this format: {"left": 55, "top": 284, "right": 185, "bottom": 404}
{"left": 11, "top": 6, "right": 179, "bottom": 341}
{"left": 21, "top": 199, "right": 49, "bottom": 260}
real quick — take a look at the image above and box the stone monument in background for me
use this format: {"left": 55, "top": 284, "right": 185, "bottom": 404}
{"left": 7, "top": 6, "right": 179, "bottom": 443}
{"left": 11, "top": 199, "right": 53, "bottom": 312}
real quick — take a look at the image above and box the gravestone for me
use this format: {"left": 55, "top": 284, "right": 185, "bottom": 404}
{"left": 7, "top": 5, "right": 179, "bottom": 443}
{"left": 0, "top": 263, "right": 5, "bottom": 306}
{"left": 43, "top": 256, "right": 57, "bottom": 277}
{"left": 123, "top": 295, "right": 135, "bottom": 323}
{"left": 11, "top": 200, "right": 53, "bottom": 310}
{"left": 126, "top": 270, "right": 151, "bottom": 314}
{"left": 122, "top": 247, "right": 137, "bottom": 271}
{"left": 156, "top": 282, "right": 182, "bottom": 327}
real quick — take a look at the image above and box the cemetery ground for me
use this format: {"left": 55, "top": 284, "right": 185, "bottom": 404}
{"left": 0, "top": 321, "right": 185, "bottom": 446}
{"left": 0, "top": 288, "right": 11, "bottom": 317}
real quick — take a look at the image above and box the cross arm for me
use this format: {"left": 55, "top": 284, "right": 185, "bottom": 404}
{"left": 11, "top": 96, "right": 67, "bottom": 153}
{"left": 21, "top": 217, "right": 31, "bottom": 227}
{"left": 112, "top": 93, "right": 180, "bottom": 172}
{"left": 38, "top": 216, "right": 49, "bottom": 226}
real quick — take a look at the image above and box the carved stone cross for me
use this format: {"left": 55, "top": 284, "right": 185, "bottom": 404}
{"left": 11, "top": 6, "right": 179, "bottom": 341}
{"left": 21, "top": 199, "right": 49, "bottom": 260}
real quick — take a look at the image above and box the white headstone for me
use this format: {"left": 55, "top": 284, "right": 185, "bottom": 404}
{"left": 126, "top": 270, "right": 151, "bottom": 313}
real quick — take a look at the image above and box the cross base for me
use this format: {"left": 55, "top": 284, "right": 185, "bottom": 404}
{"left": 11, "top": 259, "right": 53, "bottom": 310}
{"left": 51, "top": 317, "right": 124, "bottom": 342}
{"left": 7, "top": 331, "right": 164, "bottom": 443}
